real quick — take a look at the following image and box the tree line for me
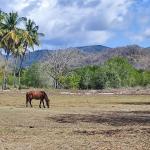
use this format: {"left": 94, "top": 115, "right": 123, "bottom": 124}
{"left": 0, "top": 10, "right": 43, "bottom": 89}
{"left": 4, "top": 56, "right": 148, "bottom": 89}
{"left": 60, "top": 57, "right": 150, "bottom": 89}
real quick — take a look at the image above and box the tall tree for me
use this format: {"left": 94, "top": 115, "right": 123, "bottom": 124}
{"left": 44, "top": 50, "right": 76, "bottom": 88}
{"left": 0, "top": 11, "right": 26, "bottom": 89}
{"left": 16, "top": 19, "right": 44, "bottom": 89}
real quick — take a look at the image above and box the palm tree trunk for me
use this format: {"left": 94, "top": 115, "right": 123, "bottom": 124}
{"left": 13, "top": 71, "right": 17, "bottom": 88}
{"left": 18, "top": 70, "right": 21, "bottom": 89}
{"left": 2, "top": 66, "right": 6, "bottom": 90}
{"left": 2, "top": 52, "right": 9, "bottom": 90}
{"left": 18, "top": 56, "right": 22, "bottom": 90}
{"left": 13, "top": 59, "right": 17, "bottom": 88}
{"left": 18, "top": 46, "right": 27, "bottom": 90}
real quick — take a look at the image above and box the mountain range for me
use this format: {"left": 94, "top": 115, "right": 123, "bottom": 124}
{"left": 16, "top": 45, "right": 111, "bottom": 67}
{"left": 0, "top": 45, "right": 150, "bottom": 70}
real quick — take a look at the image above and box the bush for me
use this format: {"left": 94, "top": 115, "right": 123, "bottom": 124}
{"left": 103, "top": 57, "right": 141, "bottom": 87}
{"left": 60, "top": 72, "right": 81, "bottom": 89}
{"left": 142, "top": 71, "right": 150, "bottom": 86}
{"left": 21, "top": 63, "right": 43, "bottom": 88}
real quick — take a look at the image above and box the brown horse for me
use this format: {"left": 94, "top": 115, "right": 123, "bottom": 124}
{"left": 26, "top": 91, "right": 50, "bottom": 108}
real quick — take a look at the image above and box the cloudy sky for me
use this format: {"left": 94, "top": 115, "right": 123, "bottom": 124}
{"left": 1, "top": 0, "right": 150, "bottom": 49}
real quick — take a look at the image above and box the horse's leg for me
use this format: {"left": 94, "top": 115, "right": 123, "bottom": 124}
{"left": 42, "top": 99, "right": 45, "bottom": 108}
{"left": 46, "top": 99, "right": 49, "bottom": 108}
{"left": 29, "top": 99, "right": 33, "bottom": 107}
{"left": 26, "top": 98, "right": 28, "bottom": 107}
{"left": 39, "top": 100, "right": 42, "bottom": 108}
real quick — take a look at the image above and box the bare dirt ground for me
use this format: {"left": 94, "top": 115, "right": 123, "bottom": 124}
{"left": 0, "top": 90, "right": 150, "bottom": 150}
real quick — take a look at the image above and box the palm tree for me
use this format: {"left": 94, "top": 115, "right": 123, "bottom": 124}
{"left": 16, "top": 19, "right": 44, "bottom": 89}
{"left": 0, "top": 10, "right": 6, "bottom": 47}
{"left": 0, "top": 11, "right": 43, "bottom": 89}
{"left": 0, "top": 11, "right": 26, "bottom": 89}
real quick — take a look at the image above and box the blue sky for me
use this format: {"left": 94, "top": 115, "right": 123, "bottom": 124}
{"left": 1, "top": 0, "right": 150, "bottom": 49}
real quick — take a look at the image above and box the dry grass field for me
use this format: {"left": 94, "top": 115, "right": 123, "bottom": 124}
{"left": 0, "top": 89, "right": 150, "bottom": 150}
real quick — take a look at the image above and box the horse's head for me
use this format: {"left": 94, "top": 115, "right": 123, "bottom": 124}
{"left": 41, "top": 91, "right": 50, "bottom": 108}
{"left": 44, "top": 92, "right": 50, "bottom": 108}
{"left": 46, "top": 98, "right": 50, "bottom": 108}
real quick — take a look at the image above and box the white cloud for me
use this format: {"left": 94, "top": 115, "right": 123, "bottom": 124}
{"left": 129, "top": 28, "right": 150, "bottom": 43}
{"left": 144, "top": 28, "right": 150, "bottom": 38}
{"left": 132, "top": 35, "right": 144, "bottom": 42}
{"left": 0, "top": 0, "right": 135, "bottom": 48}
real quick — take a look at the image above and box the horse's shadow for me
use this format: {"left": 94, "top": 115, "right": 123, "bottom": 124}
{"left": 49, "top": 111, "right": 150, "bottom": 126}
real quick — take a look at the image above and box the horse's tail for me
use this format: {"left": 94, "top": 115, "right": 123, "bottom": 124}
{"left": 42, "top": 91, "right": 50, "bottom": 108}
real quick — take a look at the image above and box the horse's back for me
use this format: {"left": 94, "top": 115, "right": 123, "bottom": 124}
{"left": 26, "top": 91, "right": 45, "bottom": 100}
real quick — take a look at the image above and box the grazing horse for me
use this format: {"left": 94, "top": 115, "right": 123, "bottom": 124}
{"left": 26, "top": 91, "right": 50, "bottom": 108}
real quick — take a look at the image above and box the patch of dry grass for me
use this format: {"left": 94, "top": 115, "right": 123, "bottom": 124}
{"left": 0, "top": 90, "right": 149, "bottom": 150}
